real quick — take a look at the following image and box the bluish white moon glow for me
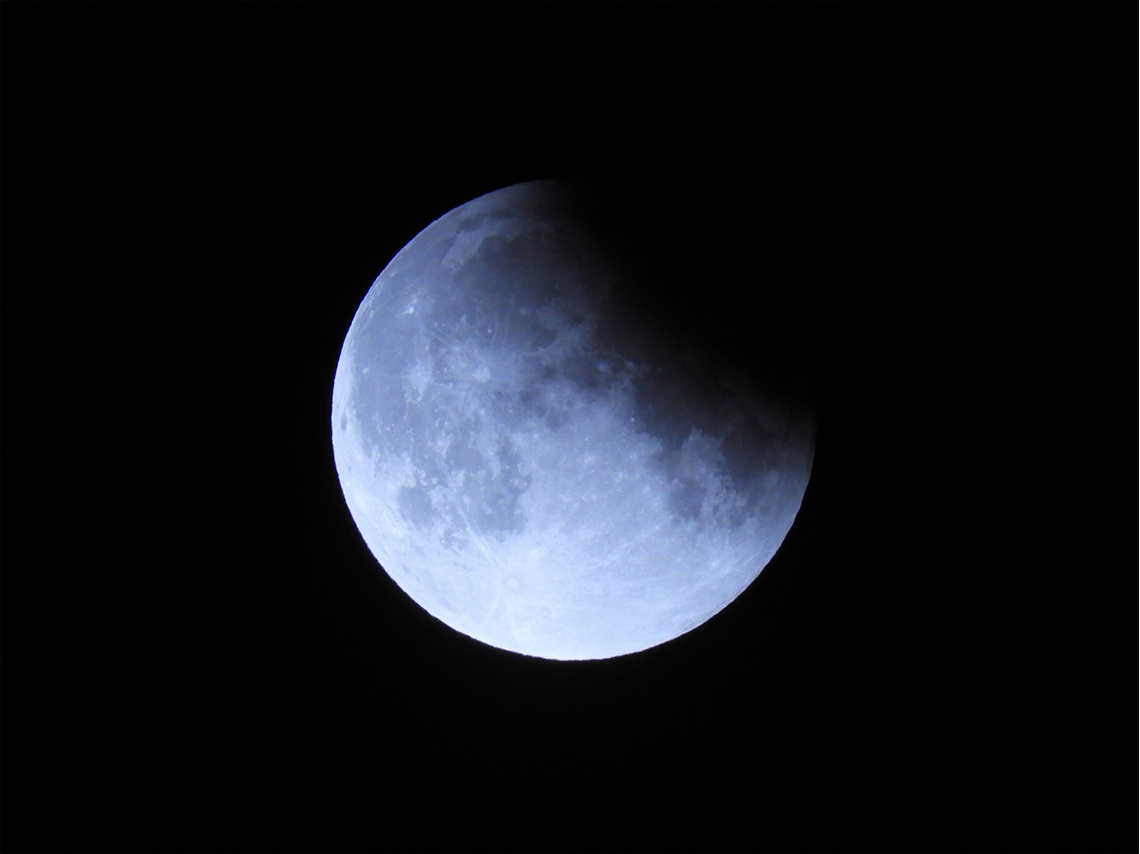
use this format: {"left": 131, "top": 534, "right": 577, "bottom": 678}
{"left": 332, "top": 181, "right": 815, "bottom": 660}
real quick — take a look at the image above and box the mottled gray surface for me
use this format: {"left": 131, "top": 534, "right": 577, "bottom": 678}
{"left": 332, "top": 181, "right": 815, "bottom": 660}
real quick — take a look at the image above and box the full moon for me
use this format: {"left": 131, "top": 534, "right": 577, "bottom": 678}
{"left": 332, "top": 180, "right": 815, "bottom": 660}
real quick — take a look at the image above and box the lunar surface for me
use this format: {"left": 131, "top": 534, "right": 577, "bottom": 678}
{"left": 332, "top": 180, "right": 815, "bottom": 660}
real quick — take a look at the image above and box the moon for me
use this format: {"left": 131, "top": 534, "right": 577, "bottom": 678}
{"left": 332, "top": 180, "right": 815, "bottom": 660}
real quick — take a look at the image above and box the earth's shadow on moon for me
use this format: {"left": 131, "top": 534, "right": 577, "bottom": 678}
{"left": 555, "top": 176, "right": 819, "bottom": 416}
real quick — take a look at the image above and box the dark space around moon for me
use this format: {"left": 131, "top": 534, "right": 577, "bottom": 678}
{"left": 3, "top": 14, "right": 1129, "bottom": 853}
{"left": 10, "top": 165, "right": 1124, "bottom": 854}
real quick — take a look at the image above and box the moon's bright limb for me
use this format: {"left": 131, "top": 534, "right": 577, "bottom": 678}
{"left": 332, "top": 180, "right": 814, "bottom": 660}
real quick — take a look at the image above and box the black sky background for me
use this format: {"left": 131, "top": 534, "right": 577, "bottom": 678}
{"left": 4, "top": 7, "right": 1131, "bottom": 854}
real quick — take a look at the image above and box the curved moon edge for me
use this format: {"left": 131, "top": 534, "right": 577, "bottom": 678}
{"left": 332, "top": 180, "right": 815, "bottom": 661}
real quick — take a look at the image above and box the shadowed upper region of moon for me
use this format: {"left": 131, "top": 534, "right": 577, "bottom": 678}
{"left": 549, "top": 177, "right": 819, "bottom": 412}
{"left": 332, "top": 179, "right": 816, "bottom": 660}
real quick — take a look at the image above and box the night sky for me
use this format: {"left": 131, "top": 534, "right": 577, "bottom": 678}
{"left": 4, "top": 7, "right": 1128, "bottom": 854}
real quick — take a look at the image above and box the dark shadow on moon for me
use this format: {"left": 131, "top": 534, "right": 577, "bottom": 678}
{"left": 557, "top": 177, "right": 819, "bottom": 415}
